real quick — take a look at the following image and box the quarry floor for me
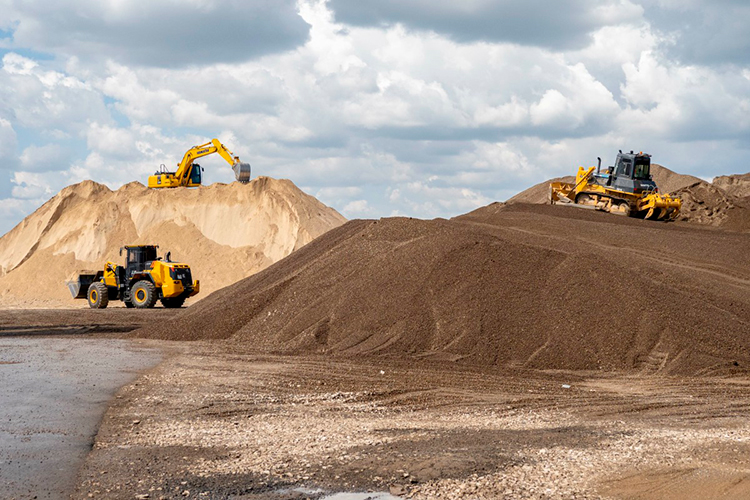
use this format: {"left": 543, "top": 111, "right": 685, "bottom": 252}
{"left": 3, "top": 310, "right": 750, "bottom": 500}
{"left": 76, "top": 346, "right": 750, "bottom": 500}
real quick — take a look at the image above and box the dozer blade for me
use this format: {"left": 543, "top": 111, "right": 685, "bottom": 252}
{"left": 232, "top": 162, "right": 252, "bottom": 184}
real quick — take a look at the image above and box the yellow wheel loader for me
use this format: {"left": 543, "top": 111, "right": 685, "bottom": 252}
{"left": 66, "top": 245, "right": 200, "bottom": 309}
{"left": 148, "top": 138, "right": 251, "bottom": 188}
{"left": 549, "top": 151, "right": 681, "bottom": 220}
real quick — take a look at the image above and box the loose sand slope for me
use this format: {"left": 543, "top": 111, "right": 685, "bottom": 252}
{"left": 139, "top": 203, "right": 750, "bottom": 375}
{"left": 0, "top": 177, "right": 346, "bottom": 306}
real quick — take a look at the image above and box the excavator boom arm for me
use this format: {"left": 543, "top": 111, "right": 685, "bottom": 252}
{"left": 173, "top": 139, "right": 240, "bottom": 181}
{"left": 149, "top": 138, "right": 251, "bottom": 188}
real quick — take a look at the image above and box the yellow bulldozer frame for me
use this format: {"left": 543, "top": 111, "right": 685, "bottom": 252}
{"left": 550, "top": 166, "right": 681, "bottom": 220}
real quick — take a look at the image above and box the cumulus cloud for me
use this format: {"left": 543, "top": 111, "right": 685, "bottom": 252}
{"left": 0, "top": 0, "right": 749, "bottom": 236}
{"left": 1, "top": 0, "right": 311, "bottom": 67}
{"left": 19, "top": 144, "right": 71, "bottom": 172}
{"left": 328, "top": 0, "right": 643, "bottom": 49}
{"left": 0, "top": 52, "right": 110, "bottom": 133}
{"left": 637, "top": 0, "right": 750, "bottom": 66}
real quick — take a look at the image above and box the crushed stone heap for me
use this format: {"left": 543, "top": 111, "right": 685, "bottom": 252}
{"left": 0, "top": 177, "right": 346, "bottom": 307}
{"left": 139, "top": 202, "right": 750, "bottom": 376}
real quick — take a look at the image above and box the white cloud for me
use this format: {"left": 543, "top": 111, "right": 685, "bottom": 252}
{"left": 19, "top": 144, "right": 70, "bottom": 171}
{"left": 342, "top": 199, "right": 372, "bottom": 216}
{"left": 2, "top": 0, "right": 310, "bottom": 67}
{"left": 0, "top": 0, "right": 749, "bottom": 236}
{"left": 1, "top": 52, "right": 109, "bottom": 132}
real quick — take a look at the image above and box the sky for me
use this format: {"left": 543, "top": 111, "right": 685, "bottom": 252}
{"left": 0, "top": 0, "right": 748, "bottom": 235}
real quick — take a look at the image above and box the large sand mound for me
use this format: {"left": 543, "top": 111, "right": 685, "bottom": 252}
{"left": 0, "top": 177, "right": 346, "bottom": 307}
{"left": 138, "top": 203, "right": 750, "bottom": 375}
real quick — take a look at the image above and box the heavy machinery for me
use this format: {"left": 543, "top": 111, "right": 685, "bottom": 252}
{"left": 148, "top": 138, "right": 251, "bottom": 188}
{"left": 549, "top": 151, "right": 681, "bottom": 220}
{"left": 66, "top": 245, "right": 200, "bottom": 309}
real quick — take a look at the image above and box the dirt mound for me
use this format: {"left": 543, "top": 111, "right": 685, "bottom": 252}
{"left": 138, "top": 203, "right": 750, "bottom": 375}
{"left": 649, "top": 164, "right": 704, "bottom": 194}
{"left": 507, "top": 175, "right": 574, "bottom": 204}
{"left": 713, "top": 173, "right": 750, "bottom": 198}
{"left": 0, "top": 177, "right": 346, "bottom": 307}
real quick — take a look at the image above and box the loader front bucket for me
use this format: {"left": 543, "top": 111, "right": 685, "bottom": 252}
{"left": 65, "top": 273, "right": 97, "bottom": 299}
{"left": 233, "top": 162, "right": 252, "bottom": 184}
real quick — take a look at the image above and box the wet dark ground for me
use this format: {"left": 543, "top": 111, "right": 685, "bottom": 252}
{"left": 0, "top": 310, "right": 168, "bottom": 499}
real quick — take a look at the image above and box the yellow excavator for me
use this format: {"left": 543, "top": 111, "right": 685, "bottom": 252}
{"left": 148, "top": 138, "right": 252, "bottom": 188}
{"left": 549, "top": 151, "right": 681, "bottom": 220}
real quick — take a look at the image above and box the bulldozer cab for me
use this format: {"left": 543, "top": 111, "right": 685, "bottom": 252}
{"left": 609, "top": 152, "right": 657, "bottom": 194}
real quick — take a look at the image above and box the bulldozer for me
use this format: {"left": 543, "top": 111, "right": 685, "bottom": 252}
{"left": 66, "top": 245, "right": 200, "bottom": 309}
{"left": 148, "top": 138, "right": 251, "bottom": 188}
{"left": 549, "top": 151, "right": 681, "bottom": 220}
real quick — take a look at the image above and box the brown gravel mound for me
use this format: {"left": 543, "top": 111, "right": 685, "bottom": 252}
{"left": 138, "top": 203, "right": 750, "bottom": 375}
{"left": 714, "top": 173, "right": 750, "bottom": 198}
{"left": 0, "top": 177, "right": 346, "bottom": 307}
{"left": 507, "top": 176, "right": 574, "bottom": 204}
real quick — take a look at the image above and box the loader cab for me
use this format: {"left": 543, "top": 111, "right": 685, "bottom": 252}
{"left": 610, "top": 151, "right": 657, "bottom": 194}
{"left": 121, "top": 245, "right": 159, "bottom": 280}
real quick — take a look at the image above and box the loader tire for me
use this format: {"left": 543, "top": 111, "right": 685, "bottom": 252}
{"left": 87, "top": 282, "right": 109, "bottom": 309}
{"left": 131, "top": 281, "right": 157, "bottom": 309}
{"left": 160, "top": 297, "right": 186, "bottom": 309}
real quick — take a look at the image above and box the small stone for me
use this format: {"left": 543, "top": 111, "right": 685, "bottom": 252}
{"left": 389, "top": 484, "right": 407, "bottom": 496}
{"left": 181, "top": 490, "right": 190, "bottom": 497}
{"left": 135, "top": 495, "right": 150, "bottom": 500}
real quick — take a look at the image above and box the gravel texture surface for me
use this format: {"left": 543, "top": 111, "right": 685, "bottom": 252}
{"left": 139, "top": 203, "right": 750, "bottom": 376}
{"left": 75, "top": 345, "right": 750, "bottom": 499}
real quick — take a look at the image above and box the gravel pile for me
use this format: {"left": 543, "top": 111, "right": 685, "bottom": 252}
{"left": 138, "top": 203, "right": 750, "bottom": 375}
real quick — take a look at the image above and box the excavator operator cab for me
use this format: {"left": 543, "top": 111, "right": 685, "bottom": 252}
{"left": 188, "top": 163, "right": 202, "bottom": 186}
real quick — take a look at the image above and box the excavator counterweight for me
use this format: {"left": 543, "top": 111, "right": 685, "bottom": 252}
{"left": 148, "top": 139, "right": 251, "bottom": 188}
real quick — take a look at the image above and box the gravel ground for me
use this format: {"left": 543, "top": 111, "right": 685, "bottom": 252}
{"left": 75, "top": 344, "right": 750, "bottom": 499}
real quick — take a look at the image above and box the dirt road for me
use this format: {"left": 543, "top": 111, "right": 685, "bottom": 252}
{"left": 75, "top": 343, "right": 750, "bottom": 500}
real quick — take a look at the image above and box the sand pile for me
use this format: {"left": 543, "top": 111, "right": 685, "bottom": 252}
{"left": 0, "top": 177, "right": 346, "bottom": 307}
{"left": 509, "top": 164, "right": 750, "bottom": 231}
{"left": 714, "top": 173, "right": 750, "bottom": 198}
{"left": 139, "top": 203, "right": 750, "bottom": 375}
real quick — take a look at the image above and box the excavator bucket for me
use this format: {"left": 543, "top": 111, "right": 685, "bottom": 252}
{"left": 233, "top": 162, "right": 252, "bottom": 184}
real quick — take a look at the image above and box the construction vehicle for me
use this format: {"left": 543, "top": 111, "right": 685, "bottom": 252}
{"left": 66, "top": 245, "right": 199, "bottom": 309}
{"left": 148, "top": 138, "right": 251, "bottom": 188}
{"left": 549, "top": 151, "right": 681, "bottom": 220}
